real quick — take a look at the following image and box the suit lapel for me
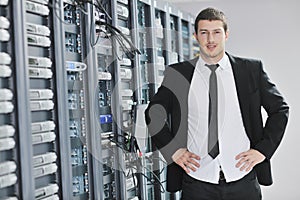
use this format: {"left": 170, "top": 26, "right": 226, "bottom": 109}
{"left": 227, "top": 53, "right": 251, "bottom": 137}
{"left": 185, "top": 57, "right": 198, "bottom": 83}
{"left": 189, "top": 57, "right": 199, "bottom": 68}
{"left": 172, "top": 57, "right": 198, "bottom": 84}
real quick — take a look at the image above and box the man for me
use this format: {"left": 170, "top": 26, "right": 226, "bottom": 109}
{"left": 145, "top": 7, "right": 289, "bottom": 200}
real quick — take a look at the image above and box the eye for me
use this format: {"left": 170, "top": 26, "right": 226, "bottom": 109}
{"left": 200, "top": 31, "right": 207, "bottom": 35}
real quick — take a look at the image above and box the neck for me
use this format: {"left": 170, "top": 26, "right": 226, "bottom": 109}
{"left": 200, "top": 52, "right": 225, "bottom": 65}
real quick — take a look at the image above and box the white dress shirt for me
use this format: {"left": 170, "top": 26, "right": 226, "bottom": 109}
{"left": 187, "top": 54, "right": 251, "bottom": 184}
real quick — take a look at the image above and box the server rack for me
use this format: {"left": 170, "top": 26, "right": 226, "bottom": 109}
{"left": 51, "top": 1, "right": 73, "bottom": 199}
{"left": 94, "top": 1, "right": 126, "bottom": 199}
{"left": 152, "top": 0, "right": 168, "bottom": 89}
{"left": 113, "top": 0, "right": 142, "bottom": 199}
{"left": 166, "top": 3, "right": 181, "bottom": 65}
{"left": 25, "top": 0, "right": 62, "bottom": 199}
{"left": 112, "top": 0, "right": 135, "bottom": 198}
{"left": 0, "top": 1, "right": 198, "bottom": 199}
{"left": 62, "top": 0, "right": 103, "bottom": 199}
{"left": 95, "top": 39, "right": 116, "bottom": 200}
{"left": 92, "top": 0, "right": 140, "bottom": 199}
{"left": 133, "top": 1, "right": 156, "bottom": 200}
{"left": 0, "top": 1, "right": 25, "bottom": 199}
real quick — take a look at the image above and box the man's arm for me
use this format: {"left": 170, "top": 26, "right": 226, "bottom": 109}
{"left": 235, "top": 61, "right": 289, "bottom": 171}
{"left": 145, "top": 67, "right": 183, "bottom": 163}
{"left": 145, "top": 88, "right": 175, "bottom": 163}
{"left": 253, "top": 61, "right": 289, "bottom": 159}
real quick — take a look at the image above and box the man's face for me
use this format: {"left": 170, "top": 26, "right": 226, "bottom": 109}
{"left": 194, "top": 20, "right": 229, "bottom": 64}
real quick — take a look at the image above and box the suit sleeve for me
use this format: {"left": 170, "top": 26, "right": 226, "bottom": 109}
{"left": 144, "top": 67, "right": 184, "bottom": 163}
{"left": 253, "top": 61, "right": 289, "bottom": 159}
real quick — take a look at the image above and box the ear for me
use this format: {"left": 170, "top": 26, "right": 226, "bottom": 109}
{"left": 225, "top": 30, "right": 229, "bottom": 41}
{"left": 193, "top": 32, "right": 198, "bottom": 42}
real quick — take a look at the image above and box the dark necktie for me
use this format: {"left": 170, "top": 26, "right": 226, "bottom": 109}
{"left": 206, "top": 64, "right": 219, "bottom": 159}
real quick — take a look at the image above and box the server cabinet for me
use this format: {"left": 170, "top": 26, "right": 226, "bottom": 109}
{"left": 25, "top": 0, "right": 63, "bottom": 199}
{"left": 133, "top": 1, "right": 157, "bottom": 199}
{"left": 152, "top": 0, "right": 168, "bottom": 89}
{"left": 0, "top": 1, "right": 26, "bottom": 199}
{"left": 1, "top": 1, "right": 197, "bottom": 199}
{"left": 62, "top": 0, "right": 103, "bottom": 199}
{"left": 94, "top": 0, "right": 142, "bottom": 199}
{"left": 113, "top": 0, "right": 141, "bottom": 199}
{"left": 166, "top": 3, "right": 181, "bottom": 65}
{"left": 95, "top": 41, "right": 116, "bottom": 200}
{"left": 93, "top": 1, "right": 122, "bottom": 199}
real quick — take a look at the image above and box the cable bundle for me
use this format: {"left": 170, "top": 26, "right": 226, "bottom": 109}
{"left": 70, "top": 0, "right": 140, "bottom": 59}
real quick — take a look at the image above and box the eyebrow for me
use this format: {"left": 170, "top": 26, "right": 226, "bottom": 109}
{"left": 199, "top": 28, "right": 222, "bottom": 32}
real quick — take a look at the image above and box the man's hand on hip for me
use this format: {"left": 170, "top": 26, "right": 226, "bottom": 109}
{"left": 235, "top": 149, "right": 266, "bottom": 172}
{"left": 172, "top": 148, "right": 201, "bottom": 173}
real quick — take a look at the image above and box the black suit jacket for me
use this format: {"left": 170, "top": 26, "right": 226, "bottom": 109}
{"left": 145, "top": 53, "right": 289, "bottom": 192}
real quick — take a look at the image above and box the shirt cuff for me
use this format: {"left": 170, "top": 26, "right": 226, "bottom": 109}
{"left": 171, "top": 148, "right": 187, "bottom": 162}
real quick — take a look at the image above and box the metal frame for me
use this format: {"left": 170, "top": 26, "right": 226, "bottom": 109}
{"left": 110, "top": 0, "right": 127, "bottom": 199}
{"left": 13, "top": 1, "right": 35, "bottom": 199}
{"left": 83, "top": 3, "right": 103, "bottom": 199}
{"left": 52, "top": 0, "right": 73, "bottom": 199}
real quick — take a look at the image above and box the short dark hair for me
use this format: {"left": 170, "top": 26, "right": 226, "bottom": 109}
{"left": 194, "top": 7, "right": 228, "bottom": 33}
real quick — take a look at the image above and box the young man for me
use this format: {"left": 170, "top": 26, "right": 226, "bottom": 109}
{"left": 145, "top": 7, "right": 289, "bottom": 200}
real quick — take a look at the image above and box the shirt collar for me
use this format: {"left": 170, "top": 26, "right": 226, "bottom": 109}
{"left": 196, "top": 53, "right": 230, "bottom": 72}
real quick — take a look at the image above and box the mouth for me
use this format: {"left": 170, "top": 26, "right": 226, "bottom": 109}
{"left": 206, "top": 44, "right": 217, "bottom": 51}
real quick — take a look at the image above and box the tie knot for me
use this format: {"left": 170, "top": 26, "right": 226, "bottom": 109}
{"left": 205, "top": 64, "right": 219, "bottom": 72}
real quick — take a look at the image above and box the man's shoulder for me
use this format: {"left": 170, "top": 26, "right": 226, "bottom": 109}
{"left": 166, "top": 58, "right": 197, "bottom": 75}
{"left": 163, "top": 58, "right": 198, "bottom": 82}
{"left": 227, "top": 53, "right": 262, "bottom": 66}
{"left": 169, "top": 57, "right": 198, "bottom": 69}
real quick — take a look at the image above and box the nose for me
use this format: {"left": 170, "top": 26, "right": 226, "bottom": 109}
{"left": 207, "top": 32, "right": 214, "bottom": 43}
